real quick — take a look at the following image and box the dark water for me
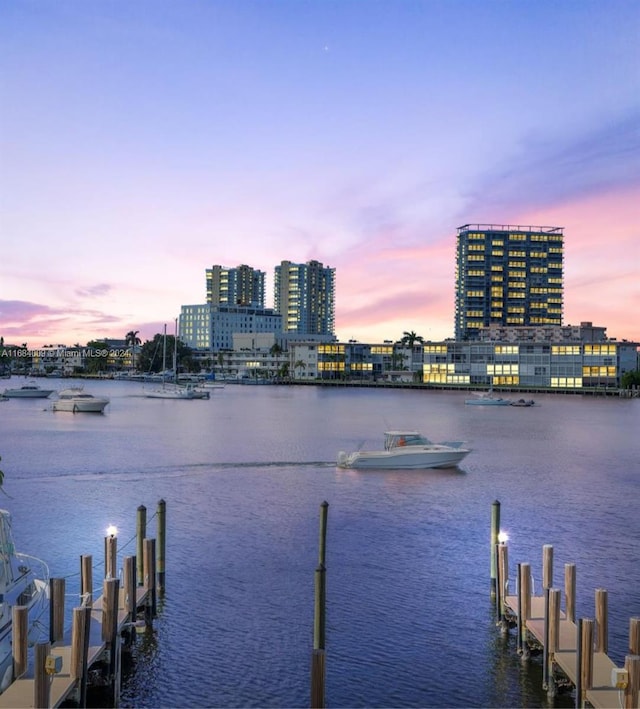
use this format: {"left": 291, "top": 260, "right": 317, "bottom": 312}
{"left": 1, "top": 378, "right": 639, "bottom": 708}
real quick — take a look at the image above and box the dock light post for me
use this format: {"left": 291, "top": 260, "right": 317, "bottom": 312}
{"left": 105, "top": 525, "right": 118, "bottom": 580}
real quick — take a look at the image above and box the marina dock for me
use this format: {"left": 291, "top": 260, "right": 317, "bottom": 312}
{"left": 491, "top": 501, "right": 640, "bottom": 709}
{"left": 0, "top": 501, "right": 164, "bottom": 709}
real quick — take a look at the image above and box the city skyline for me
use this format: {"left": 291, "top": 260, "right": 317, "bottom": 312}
{"left": 1, "top": 1, "right": 639, "bottom": 349}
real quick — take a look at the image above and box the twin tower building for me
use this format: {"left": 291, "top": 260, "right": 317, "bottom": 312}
{"left": 180, "top": 260, "right": 336, "bottom": 351}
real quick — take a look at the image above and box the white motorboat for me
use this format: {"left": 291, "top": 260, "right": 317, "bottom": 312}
{"left": 337, "top": 431, "right": 471, "bottom": 470}
{"left": 465, "top": 387, "right": 511, "bottom": 406}
{"left": 2, "top": 382, "right": 56, "bottom": 399}
{"left": 0, "top": 509, "right": 49, "bottom": 693}
{"left": 52, "top": 387, "right": 110, "bottom": 413}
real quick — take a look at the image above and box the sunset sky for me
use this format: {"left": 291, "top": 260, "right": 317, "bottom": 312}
{"left": 1, "top": 0, "right": 639, "bottom": 348}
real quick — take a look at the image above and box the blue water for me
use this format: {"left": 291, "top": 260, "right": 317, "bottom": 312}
{"left": 1, "top": 378, "right": 639, "bottom": 707}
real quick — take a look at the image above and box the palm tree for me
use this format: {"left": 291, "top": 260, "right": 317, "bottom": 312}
{"left": 400, "top": 331, "right": 424, "bottom": 348}
{"left": 125, "top": 330, "right": 142, "bottom": 371}
{"left": 294, "top": 360, "right": 307, "bottom": 379}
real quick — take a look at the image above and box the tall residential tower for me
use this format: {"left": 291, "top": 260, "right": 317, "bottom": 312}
{"left": 274, "top": 260, "right": 335, "bottom": 336}
{"left": 205, "top": 264, "right": 265, "bottom": 308}
{"left": 455, "top": 224, "right": 564, "bottom": 340}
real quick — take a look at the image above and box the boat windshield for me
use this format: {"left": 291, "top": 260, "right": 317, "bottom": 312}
{"left": 385, "top": 433, "right": 432, "bottom": 450}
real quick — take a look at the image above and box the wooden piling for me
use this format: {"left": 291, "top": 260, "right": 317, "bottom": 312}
{"left": 595, "top": 589, "right": 608, "bottom": 653}
{"left": 547, "top": 588, "right": 561, "bottom": 697}
{"left": 70, "top": 606, "right": 91, "bottom": 707}
{"left": 102, "top": 578, "right": 119, "bottom": 644}
{"left": 310, "top": 649, "right": 325, "bottom": 709}
{"left": 624, "top": 655, "right": 640, "bottom": 709}
{"left": 517, "top": 562, "right": 532, "bottom": 659}
{"left": 143, "top": 537, "right": 157, "bottom": 620}
{"left": 497, "top": 543, "right": 509, "bottom": 633}
{"left": 156, "top": 499, "right": 166, "bottom": 594}
{"left": 490, "top": 500, "right": 500, "bottom": 599}
{"left": 105, "top": 533, "right": 117, "bottom": 580}
{"left": 542, "top": 544, "right": 553, "bottom": 590}
{"left": 629, "top": 617, "right": 640, "bottom": 654}
{"left": 137, "top": 504, "right": 147, "bottom": 584}
{"left": 12, "top": 606, "right": 28, "bottom": 679}
{"left": 565, "top": 563, "right": 576, "bottom": 624}
{"left": 123, "top": 555, "right": 137, "bottom": 620}
{"left": 311, "top": 564, "right": 326, "bottom": 709}
{"left": 81, "top": 554, "right": 93, "bottom": 605}
{"left": 34, "top": 641, "right": 50, "bottom": 709}
{"left": 580, "top": 618, "right": 594, "bottom": 706}
{"left": 318, "top": 501, "right": 329, "bottom": 567}
{"left": 49, "top": 577, "right": 65, "bottom": 643}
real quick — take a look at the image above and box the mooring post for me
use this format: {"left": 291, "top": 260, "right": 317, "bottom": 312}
{"left": 49, "top": 577, "right": 65, "bottom": 643}
{"left": 497, "top": 542, "right": 509, "bottom": 634}
{"left": 576, "top": 619, "right": 583, "bottom": 709}
{"left": 143, "top": 537, "right": 157, "bottom": 621}
{"left": 630, "top": 617, "right": 640, "bottom": 655}
{"left": 105, "top": 532, "right": 118, "bottom": 580}
{"left": 34, "top": 641, "right": 51, "bottom": 709}
{"left": 156, "top": 499, "right": 166, "bottom": 595}
{"left": 565, "top": 563, "right": 576, "bottom": 624}
{"left": 519, "top": 562, "right": 531, "bottom": 660}
{"left": 580, "top": 618, "right": 594, "bottom": 708}
{"left": 595, "top": 588, "right": 608, "bottom": 653}
{"left": 490, "top": 500, "right": 500, "bottom": 600}
{"left": 318, "top": 501, "right": 329, "bottom": 567}
{"left": 311, "top": 563, "right": 326, "bottom": 709}
{"left": 541, "top": 544, "right": 553, "bottom": 690}
{"left": 123, "top": 555, "right": 137, "bottom": 626}
{"left": 12, "top": 605, "right": 28, "bottom": 679}
{"left": 81, "top": 554, "right": 93, "bottom": 606}
{"left": 547, "top": 588, "right": 561, "bottom": 698}
{"left": 624, "top": 654, "right": 640, "bottom": 709}
{"left": 70, "top": 605, "right": 91, "bottom": 707}
{"left": 137, "top": 504, "right": 147, "bottom": 584}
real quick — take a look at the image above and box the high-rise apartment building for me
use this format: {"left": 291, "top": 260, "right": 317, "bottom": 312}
{"left": 455, "top": 224, "right": 564, "bottom": 340}
{"left": 205, "top": 264, "right": 265, "bottom": 308}
{"left": 274, "top": 260, "right": 335, "bottom": 336}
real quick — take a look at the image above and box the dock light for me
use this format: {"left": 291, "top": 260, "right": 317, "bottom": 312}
{"left": 106, "top": 525, "right": 118, "bottom": 538}
{"left": 498, "top": 531, "right": 509, "bottom": 544}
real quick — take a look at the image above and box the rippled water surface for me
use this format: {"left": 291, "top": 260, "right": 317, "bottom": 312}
{"left": 1, "top": 378, "right": 639, "bottom": 707}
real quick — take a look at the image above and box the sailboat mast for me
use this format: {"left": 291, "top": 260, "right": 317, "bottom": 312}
{"left": 174, "top": 318, "right": 178, "bottom": 383}
{"left": 161, "top": 324, "right": 167, "bottom": 387}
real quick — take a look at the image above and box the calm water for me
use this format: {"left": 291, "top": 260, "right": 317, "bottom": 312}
{"left": 1, "top": 378, "right": 639, "bottom": 708}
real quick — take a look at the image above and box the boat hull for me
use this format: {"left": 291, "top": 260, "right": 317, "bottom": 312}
{"left": 52, "top": 399, "right": 109, "bottom": 413}
{"left": 337, "top": 446, "right": 470, "bottom": 470}
{"left": 3, "top": 389, "right": 55, "bottom": 398}
{"left": 464, "top": 398, "right": 511, "bottom": 405}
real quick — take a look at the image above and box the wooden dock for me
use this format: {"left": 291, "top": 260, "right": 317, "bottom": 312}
{"left": 0, "top": 501, "right": 164, "bottom": 709}
{"left": 491, "top": 502, "right": 640, "bottom": 708}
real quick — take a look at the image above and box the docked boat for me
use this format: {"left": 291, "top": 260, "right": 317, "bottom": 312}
{"left": 144, "top": 322, "right": 209, "bottom": 400}
{"left": 510, "top": 398, "right": 535, "bottom": 407}
{"left": 337, "top": 431, "right": 471, "bottom": 470}
{"left": 2, "top": 382, "right": 56, "bottom": 399}
{"left": 465, "top": 388, "right": 511, "bottom": 406}
{"left": 52, "top": 387, "right": 110, "bottom": 413}
{"left": 0, "top": 509, "right": 49, "bottom": 693}
{"left": 145, "top": 384, "right": 209, "bottom": 400}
